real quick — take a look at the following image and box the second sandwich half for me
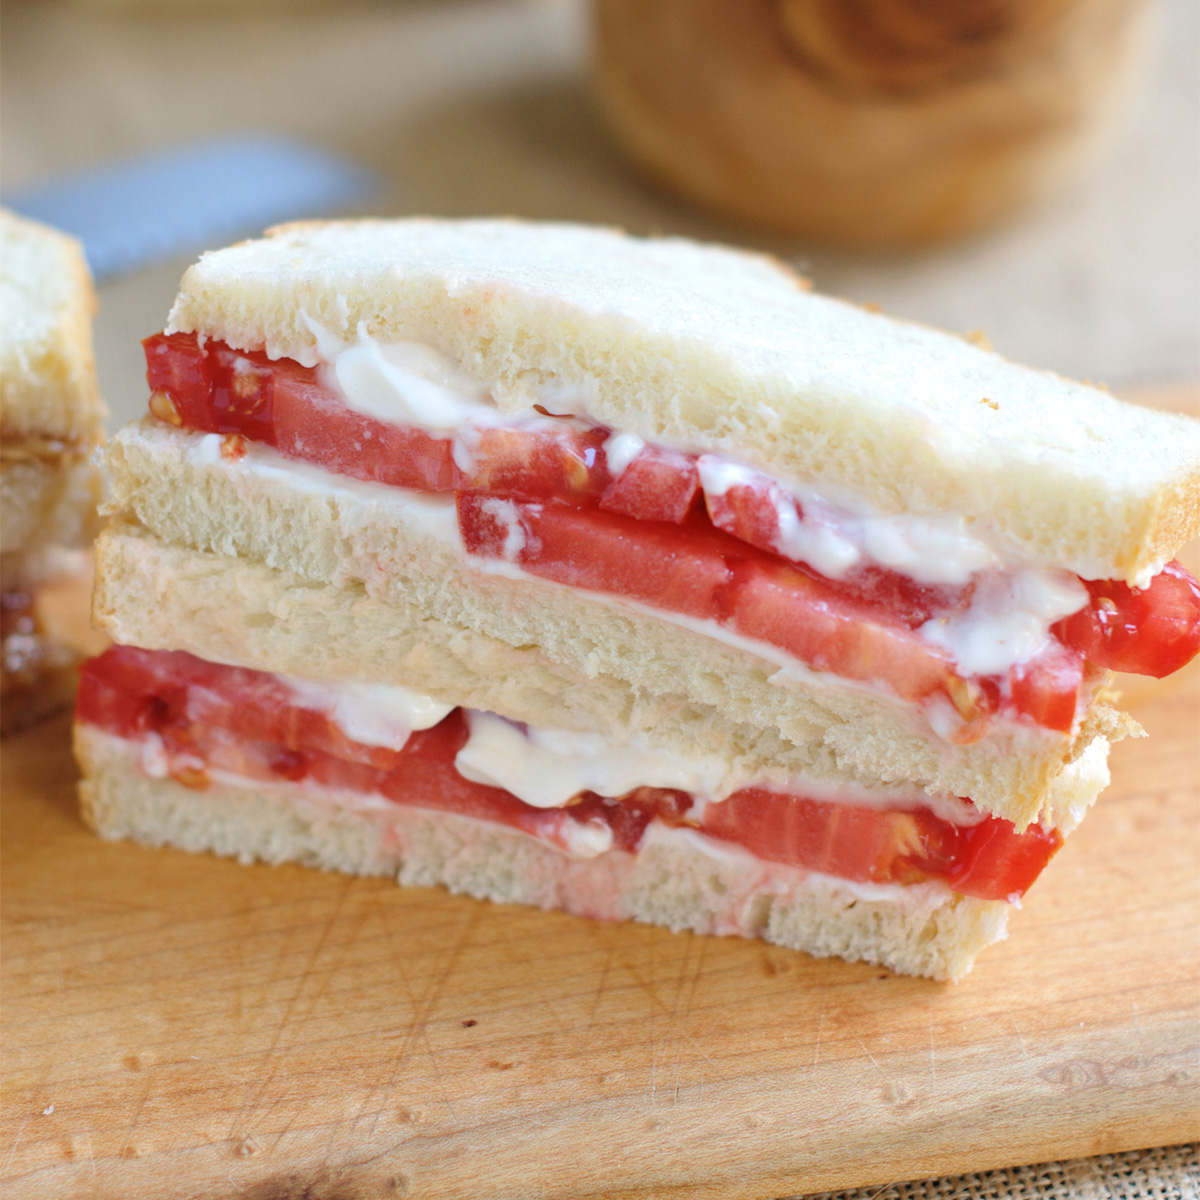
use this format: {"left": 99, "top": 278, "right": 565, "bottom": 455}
{"left": 76, "top": 219, "right": 1200, "bottom": 980}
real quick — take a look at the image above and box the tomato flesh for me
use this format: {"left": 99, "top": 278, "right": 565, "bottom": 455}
{"left": 1006, "top": 642, "right": 1085, "bottom": 733}
{"left": 727, "top": 557, "right": 958, "bottom": 701}
{"left": 458, "top": 424, "right": 611, "bottom": 502}
{"left": 1053, "top": 562, "right": 1200, "bottom": 678}
{"left": 77, "top": 646, "right": 1062, "bottom": 900}
{"left": 458, "top": 496, "right": 738, "bottom": 622}
{"left": 704, "top": 787, "right": 1058, "bottom": 900}
{"left": 600, "top": 445, "right": 699, "bottom": 523}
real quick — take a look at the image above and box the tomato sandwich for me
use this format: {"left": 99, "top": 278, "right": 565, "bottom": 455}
{"left": 2, "top": 209, "right": 104, "bottom": 734}
{"left": 74, "top": 219, "right": 1200, "bottom": 978}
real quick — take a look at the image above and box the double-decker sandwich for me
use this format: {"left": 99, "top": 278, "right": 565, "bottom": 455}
{"left": 75, "top": 219, "right": 1200, "bottom": 979}
{"left": 2, "top": 209, "right": 104, "bottom": 734}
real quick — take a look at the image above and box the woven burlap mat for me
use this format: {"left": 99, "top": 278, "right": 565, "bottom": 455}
{"left": 797, "top": 1143, "right": 1199, "bottom": 1199}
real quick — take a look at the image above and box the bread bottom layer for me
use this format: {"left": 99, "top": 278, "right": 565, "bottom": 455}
{"left": 75, "top": 725, "right": 1011, "bottom": 981}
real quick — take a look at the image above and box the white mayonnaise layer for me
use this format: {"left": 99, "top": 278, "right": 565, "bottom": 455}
{"left": 283, "top": 675, "right": 454, "bottom": 749}
{"left": 310, "top": 322, "right": 494, "bottom": 431}
{"left": 454, "top": 709, "right": 741, "bottom": 810}
{"left": 919, "top": 570, "right": 1089, "bottom": 677}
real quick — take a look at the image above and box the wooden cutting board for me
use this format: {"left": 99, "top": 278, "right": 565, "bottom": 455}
{"left": 1, "top": 646, "right": 1196, "bottom": 1200}
{"left": 3, "top": 386, "right": 1199, "bottom": 1199}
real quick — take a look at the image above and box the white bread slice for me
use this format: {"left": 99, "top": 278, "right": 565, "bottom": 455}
{"left": 0, "top": 452, "right": 101, "bottom": 566}
{"left": 0, "top": 208, "right": 104, "bottom": 444}
{"left": 92, "top": 512, "right": 1122, "bottom": 834}
{"left": 163, "top": 218, "right": 1200, "bottom": 584}
{"left": 76, "top": 723, "right": 1011, "bottom": 981}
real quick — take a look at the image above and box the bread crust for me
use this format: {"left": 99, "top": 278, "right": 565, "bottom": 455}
{"left": 162, "top": 218, "right": 1200, "bottom": 583}
{"left": 75, "top": 723, "right": 1010, "bottom": 981}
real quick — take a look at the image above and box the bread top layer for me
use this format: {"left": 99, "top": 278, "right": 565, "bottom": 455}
{"left": 0, "top": 209, "right": 104, "bottom": 444}
{"left": 164, "top": 218, "right": 1200, "bottom": 583}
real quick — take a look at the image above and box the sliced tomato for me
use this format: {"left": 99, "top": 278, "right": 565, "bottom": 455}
{"left": 698, "top": 787, "right": 1060, "bottom": 901}
{"left": 144, "top": 331, "right": 214, "bottom": 427}
{"left": 271, "top": 380, "right": 457, "bottom": 492}
{"left": 939, "top": 816, "right": 1063, "bottom": 902}
{"left": 145, "top": 332, "right": 278, "bottom": 442}
{"left": 77, "top": 646, "right": 1062, "bottom": 898}
{"left": 727, "top": 558, "right": 962, "bottom": 702}
{"left": 458, "top": 424, "right": 610, "bottom": 503}
{"left": 599, "top": 445, "right": 699, "bottom": 524}
{"left": 1006, "top": 642, "right": 1085, "bottom": 732}
{"left": 457, "top": 495, "right": 737, "bottom": 621}
{"left": 1054, "top": 561, "right": 1200, "bottom": 678}
{"left": 702, "top": 465, "right": 792, "bottom": 557}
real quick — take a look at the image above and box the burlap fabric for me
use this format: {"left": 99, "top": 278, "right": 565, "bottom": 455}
{"left": 799, "top": 1143, "right": 1199, "bottom": 1200}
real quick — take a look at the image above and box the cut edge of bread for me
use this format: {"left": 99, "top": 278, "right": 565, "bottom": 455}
{"left": 75, "top": 723, "right": 1012, "bottom": 981}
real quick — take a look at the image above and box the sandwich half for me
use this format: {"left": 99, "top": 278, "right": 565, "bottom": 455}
{"left": 1, "top": 208, "right": 104, "bottom": 734}
{"left": 75, "top": 219, "right": 1200, "bottom": 979}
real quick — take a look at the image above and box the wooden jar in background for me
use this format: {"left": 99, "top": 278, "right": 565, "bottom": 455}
{"left": 591, "top": 0, "right": 1154, "bottom": 246}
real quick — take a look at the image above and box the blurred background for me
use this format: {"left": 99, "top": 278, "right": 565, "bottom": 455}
{"left": 2, "top": 0, "right": 1197, "bottom": 431}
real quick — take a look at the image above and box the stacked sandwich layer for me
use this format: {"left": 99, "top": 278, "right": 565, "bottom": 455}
{"left": 76, "top": 219, "right": 1200, "bottom": 979}
{"left": 1, "top": 209, "right": 104, "bottom": 733}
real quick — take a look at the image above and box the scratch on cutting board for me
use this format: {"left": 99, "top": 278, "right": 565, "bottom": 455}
{"left": 2, "top": 1114, "right": 30, "bottom": 1175}
{"left": 226, "top": 884, "right": 349, "bottom": 1141}
{"left": 1132, "top": 999, "right": 1145, "bottom": 1050}
{"left": 355, "top": 902, "right": 483, "bottom": 1144}
{"left": 583, "top": 928, "right": 618, "bottom": 1035}
{"left": 811, "top": 1007, "right": 825, "bottom": 1076}
{"left": 928, "top": 1016, "right": 937, "bottom": 1088}
{"left": 1008, "top": 1017, "right": 1029, "bottom": 1061}
{"left": 80, "top": 1122, "right": 97, "bottom": 1177}
{"left": 854, "top": 1034, "right": 886, "bottom": 1078}
{"left": 120, "top": 1075, "right": 152, "bottom": 1158}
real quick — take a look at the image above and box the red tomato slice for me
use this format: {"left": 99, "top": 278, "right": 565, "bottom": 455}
{"left": 939, "top": 816, "right": 1062, "bottom": 902}
{"left": 457, "top": 495, "right": 737, "bottom": 621}
{"left": 696, "top": 787, "right": 1061, "bottom": 901}
{"left": 77, "top": 646, "right": 1061, "bottom": 899}
{"left": 727, "top": 558, "right": 962, "bottom": 702}
{"left": 458, "top": 424, "right": 611, "bottom": 503}
{"left": 271, "top": 379, "right": 457, "bottom": 492}
{"left": 702, "top": 465, "right": 792, "bottom": 556}
{"left": 1006, "top": 642, "right": 1085, "bottom": 732}
{"left": 1054, "top": 561, "right": 1200, "bottom": 678}
{"left": 599, "top": 445, "right": 700, "bottom": 524}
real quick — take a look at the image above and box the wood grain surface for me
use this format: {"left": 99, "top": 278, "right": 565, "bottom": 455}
{"left": 3, "top": 389, "right": 1199, "bottom": 1200}
{"left": 1, "top": 655, "right": 1196, "bottom": 1200}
